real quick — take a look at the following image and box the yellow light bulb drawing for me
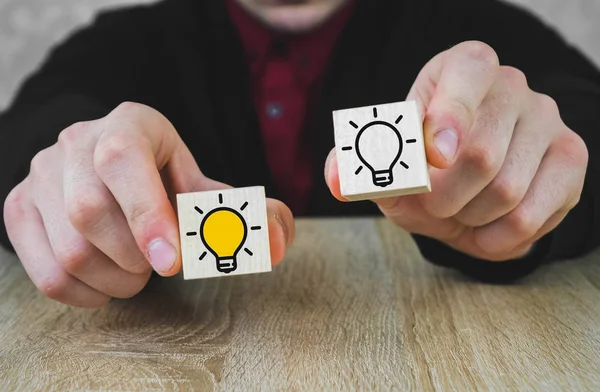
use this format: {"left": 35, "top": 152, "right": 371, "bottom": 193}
{"left": 201, "top": 208, "right": 247, "bottom": 273}
{"left": 186, "top": 193, "right": 262, "bottom": 274}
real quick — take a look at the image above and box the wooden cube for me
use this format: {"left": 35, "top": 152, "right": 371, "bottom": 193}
{"left": 333, "top": 100, "right": 431, "bottom": 201}
{"left": 176, "top": 186, "right": 271, "bottom": 280}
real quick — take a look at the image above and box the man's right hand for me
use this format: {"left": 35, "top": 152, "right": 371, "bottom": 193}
{"left": 3, "top": 103, "right": 295, "bottom": 308}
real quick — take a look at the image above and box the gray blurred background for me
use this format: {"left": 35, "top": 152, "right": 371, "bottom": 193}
{"left": 0, "top": 0, "right": 599, "bottom": 111}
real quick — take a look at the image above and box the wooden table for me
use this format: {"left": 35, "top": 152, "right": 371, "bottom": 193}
{"left": 1, "top": 218, "right": 599, "bottom": 390}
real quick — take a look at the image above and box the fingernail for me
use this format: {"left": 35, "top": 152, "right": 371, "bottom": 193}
{"left": 147, "top": 239, "right": 177, "bottom": 273}
{"left": 434, "top": 128, "right": 458, "bottom": 162}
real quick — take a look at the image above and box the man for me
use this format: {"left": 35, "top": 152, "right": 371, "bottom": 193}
{"left": 0, "top": 0, "right": 599, "bottom": 307}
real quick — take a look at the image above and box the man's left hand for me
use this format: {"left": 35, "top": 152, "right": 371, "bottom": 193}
{"left": 325, "top": 41, "right": 588, "bottom": 261}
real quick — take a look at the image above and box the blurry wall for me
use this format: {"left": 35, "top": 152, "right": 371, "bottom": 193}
{"left": 0, "top": 0, "right": 599, "bottom": 110}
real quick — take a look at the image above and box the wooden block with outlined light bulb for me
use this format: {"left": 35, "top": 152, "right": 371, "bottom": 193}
{"left": 176, "top": 186, "right": 271, "bottom": 280}
{"left": 332, "top": 100, "right": 431, "bottom": 201}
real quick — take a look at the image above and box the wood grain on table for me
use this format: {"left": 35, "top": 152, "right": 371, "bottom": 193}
{"left": 1, "top": 218, "right": 599, "bottom": 391}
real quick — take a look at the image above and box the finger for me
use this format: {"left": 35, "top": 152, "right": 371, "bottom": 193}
{"left": 473, "top": 133, "right": 586, "bottom": 254}
{"left": 447, "top": 227, "right": 538, "bottom": 262}
{"left": 60, "top": 122, "right": 152, "bottom": 275}
{"left": 518, "top": 209, "right": 568, "bottom": 249}
{"left": 421, "top": 74, "right": 518, "bottom": 220}
{"left": 32, "top": 162, "right": 152, "bottom": 298}
{"left": 43, "top": 219, "right": 151, "bottom": 299}
{"left": 456, "top": 89, "right": 556, "bottom": 226}
{"left": 376, "top": 192, "right": 466, "bottom": 241}
{"left": 3, "top": 183, "right": 109, "bottom": 308}
{"left": 93, "top": 103, "right": 183, "bottom": 276}
{"left": 266, "top": 198, "right": 295, "bottom": 265}
{"left": 488, "top": 210, "right": 568, "bottom": 261}
{"left": 324, "top": 148, "right": 348, "bottom": 202}
{"left": 408, "top": 41, "right": 500, "bottom": 168}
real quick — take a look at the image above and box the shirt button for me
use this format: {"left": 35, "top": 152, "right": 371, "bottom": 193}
{"left": 300, "top": 55, "right": 309, "bottom": 69}
{"left": 266, "top": 102, "right": 283, "bottom": 119}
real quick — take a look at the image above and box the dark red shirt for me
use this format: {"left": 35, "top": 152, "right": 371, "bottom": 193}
{"left": 226, "top": 0, "right": 355, "bottom": 214}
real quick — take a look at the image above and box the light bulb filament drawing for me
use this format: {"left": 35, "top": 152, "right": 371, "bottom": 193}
{"left": 342, "top": 107, "right": 417, "bottom": 187}
{"left": 186, "top": 193, "right": 262, "bottom": 274}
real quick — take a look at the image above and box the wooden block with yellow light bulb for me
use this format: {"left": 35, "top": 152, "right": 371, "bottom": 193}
{"left": 333, "top": 100, "right": 431, "bottom": 201}
{"left": 176, "top": 186, "right": 271, "bottom": 280}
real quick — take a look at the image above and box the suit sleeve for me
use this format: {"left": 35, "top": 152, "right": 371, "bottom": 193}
{"left": 0, "top": 8, "right": 152, "bottom": 251}
{"left": 413, "top": 0, "right": 600, "bottom": 282}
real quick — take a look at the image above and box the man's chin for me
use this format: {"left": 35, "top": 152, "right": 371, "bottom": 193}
{"left": 264, "top": 6, "right": 333, "bottom": 32}
{"left": 241, "top": 2, "right": 344, "bottom": 33}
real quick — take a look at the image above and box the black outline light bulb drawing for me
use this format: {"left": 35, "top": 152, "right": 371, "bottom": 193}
{"left": 186, "top": 193, "right": 263, "bottom": 274}
{"left": 342, "top": 107, "right": 417, "bottom": 187}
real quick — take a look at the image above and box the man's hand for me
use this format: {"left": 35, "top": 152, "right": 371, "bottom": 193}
{"left": 3, "top": 103, "right": 295, "bottom": 307}
{"left": 325, "top": 41, "right": 588, "bottom": 262}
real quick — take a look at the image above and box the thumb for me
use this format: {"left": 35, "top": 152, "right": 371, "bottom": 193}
{"left": 406, "top": 50, "right": 459, "bottom": 170}
{"left": 407, "top": 42, "right": 498, "bottom": 170}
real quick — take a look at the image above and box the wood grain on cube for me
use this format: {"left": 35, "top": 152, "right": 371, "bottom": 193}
{"left": 176, "top": 186, "right": 271, "bottom": 280}
{"left": 333, "top": 100, "right": 431, "bottom": 201}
